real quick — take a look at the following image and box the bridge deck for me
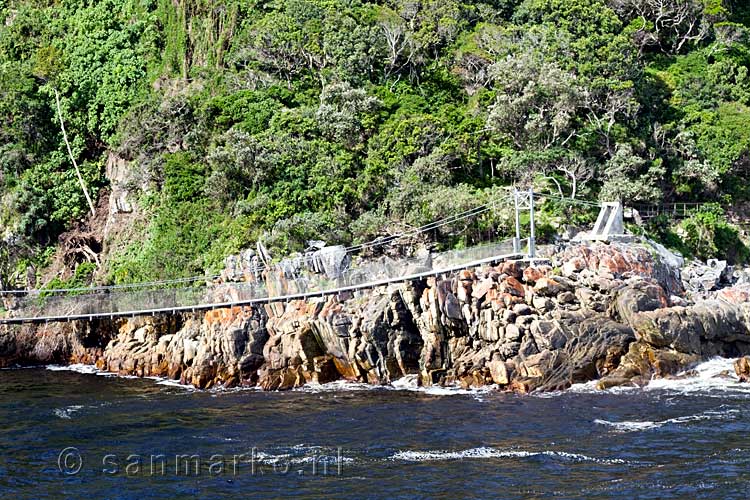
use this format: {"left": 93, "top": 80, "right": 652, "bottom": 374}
{"left": 1, "top": 250, "right": 530, "bottom": 326}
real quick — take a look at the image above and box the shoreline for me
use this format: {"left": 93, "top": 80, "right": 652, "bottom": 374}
{"left": 8, "top": 356, "right": 748, "bottom": 402}
{"left": 3, "top": 239, "right": 750, "bottom": 394}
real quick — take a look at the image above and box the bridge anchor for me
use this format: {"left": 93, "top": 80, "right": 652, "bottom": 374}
{"left": 587, "top": 202, "right": 624, "bottom": 241}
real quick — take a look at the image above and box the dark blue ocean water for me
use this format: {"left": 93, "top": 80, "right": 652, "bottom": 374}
{"left": 1, "top": 358, "right": 749, "bottom": 499}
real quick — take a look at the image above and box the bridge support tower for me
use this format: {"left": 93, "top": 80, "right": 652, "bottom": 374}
{"left": 513, "top": 189, "right": 536, "bottom": 258}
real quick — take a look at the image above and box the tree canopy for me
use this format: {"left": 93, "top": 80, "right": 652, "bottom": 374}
{"left": 2, "top": 0, "right": 750, "bottom": 283}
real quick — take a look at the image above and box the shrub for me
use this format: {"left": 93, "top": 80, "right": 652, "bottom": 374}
{"left": 679, "top": 203, "right": 749, "bottom": 263}
{"left": 42, "top": 261, "right": 97, "bottom": 296}
{"left": 263, "top": 210, "right": 352, "bottom": 256}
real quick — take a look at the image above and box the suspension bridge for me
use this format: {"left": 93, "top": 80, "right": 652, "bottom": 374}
{"left": 0, "top": 190, "right": 611, "bottom": 325}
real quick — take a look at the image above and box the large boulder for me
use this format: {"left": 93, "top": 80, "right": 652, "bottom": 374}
{"left": 553, "top": 241, "right": 683, "bottom": 295}
{"left": 564, "top": 315, "right": 635, "bottom": 383}
{"left": 532, "top": 277, "right": 565, "bottom": 296}
{"left": 629, "top": 307, "right": 703, "bottom": 354}
{"left": 630, "top": 300, "right": 750, "bottom": 356}
{"left": 597, "top": 342, "right": 701, "bottom": 388}
{"left": 614, "top": 279, "right": 668, "bottom": 327}
{"left": 515, "top": 314, "right": 635, "bottom": 391}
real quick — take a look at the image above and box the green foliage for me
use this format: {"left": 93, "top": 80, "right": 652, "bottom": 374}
{"left": 2, "top": 0, "right": 750, "bottom": 284}
{"left": 265, "top": 210, "right": 352, "bottom": 255}
{"left": 8, "top": 152, "right": 105, "bottom": 242}
{"left": 645, "top": 214, "right": 692, "bottom": 257}
{"left": 48, "top": 0, "right": 157, "bottom": 144}
{"left": 42, "top": 262, "right": 97, "bottom": 296}
{"left": 599, "top": 144, "right": 665, "bottom": 202}
{"left": 163, "top": 153, "right": 206, "bottom": 202}
{"left": 107, "top": 197, "right": 260, "bottom": 283}
{"left": 679, "top": 204, "right": 749, "bottom": 263}
{"left": 204, "top": 89, "right": 285, "bottom": 134}
{"left": 0, "top": 0, "right": 155, "bottom": 246}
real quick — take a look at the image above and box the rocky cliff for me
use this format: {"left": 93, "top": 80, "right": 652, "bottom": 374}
{"left": 3, "top": 240, "right": 750, "bottom": 392}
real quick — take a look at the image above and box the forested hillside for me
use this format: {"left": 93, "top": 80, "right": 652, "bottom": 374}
{"left": 1, "top": 0, "right": 750, "bottom": 287}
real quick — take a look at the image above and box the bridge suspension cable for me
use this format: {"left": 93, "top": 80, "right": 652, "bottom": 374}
{"left": 344, "top": 193, "right": 511, "bottom": 253}
{"left": 533, "top": 193, "right": 603, "bottom": 208}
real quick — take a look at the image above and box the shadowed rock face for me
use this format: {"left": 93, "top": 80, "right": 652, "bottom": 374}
{"left": 4, "top": 241, "right": 750, "bottom": 392}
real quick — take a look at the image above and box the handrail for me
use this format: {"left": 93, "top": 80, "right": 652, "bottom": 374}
{"left": 629, "top": 202, "right": 706, "bottom": 219}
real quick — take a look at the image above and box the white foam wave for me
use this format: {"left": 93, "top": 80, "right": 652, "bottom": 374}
{"left": 389, "top": 446, "right": 628, "bottom": 465}
{"left": 297, "top": 380, "right": 382, "bottom": 393}
{"left": 389, "top": 374, "right": 421, "bottom": 390}
{"left": 287, "top": 454, "right": 354, "bottom": 465}
{"left": 643, "top": 357, "right": 747, "bottom": 395}
{"left": 594, "top": 419, "right": 659, "bottom": 431}
{"left": 53, "top": 404, "right": 84, "bottom": 420}
{"left": 46, "top": 363, "right": 101, "bottom": 375}
{"left": 299, "top": 375, "right": 492, "bottom": 400}
{"left": 208, "top": 384, "right": 262, "bottom": 394}
{"left": 253, "top": 447, "right": 354, "bottom": 466}
{"left": 154, "top": 378, "right": 196, "bottom": 390}
{"left": 537, "top": 357, "right": 750, "bottom": 398}
{"left": 46, "top": 364, "right": 197, "bottom": 390}
{"left": 390, "top": 374, "right": 492, "bottom": 397}
{"left": 595, "top": 406, "right": 740, "bottom": 432}
{"left": 47, "top": 363, "right": 122, "bottom": 377}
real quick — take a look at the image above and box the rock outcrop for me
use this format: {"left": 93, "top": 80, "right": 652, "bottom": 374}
{"left": 735, "top": 356, "right": 750, "bottom": 382}
{"left": 4, "top": 240, "right": 750, "bottom": 392}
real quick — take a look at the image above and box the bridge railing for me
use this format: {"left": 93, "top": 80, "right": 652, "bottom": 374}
{"left": 1, "top": 237, "right": 525, "bottom": 322}
{"left": 630, "top": 202, "right": 704, "bottom": 220}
